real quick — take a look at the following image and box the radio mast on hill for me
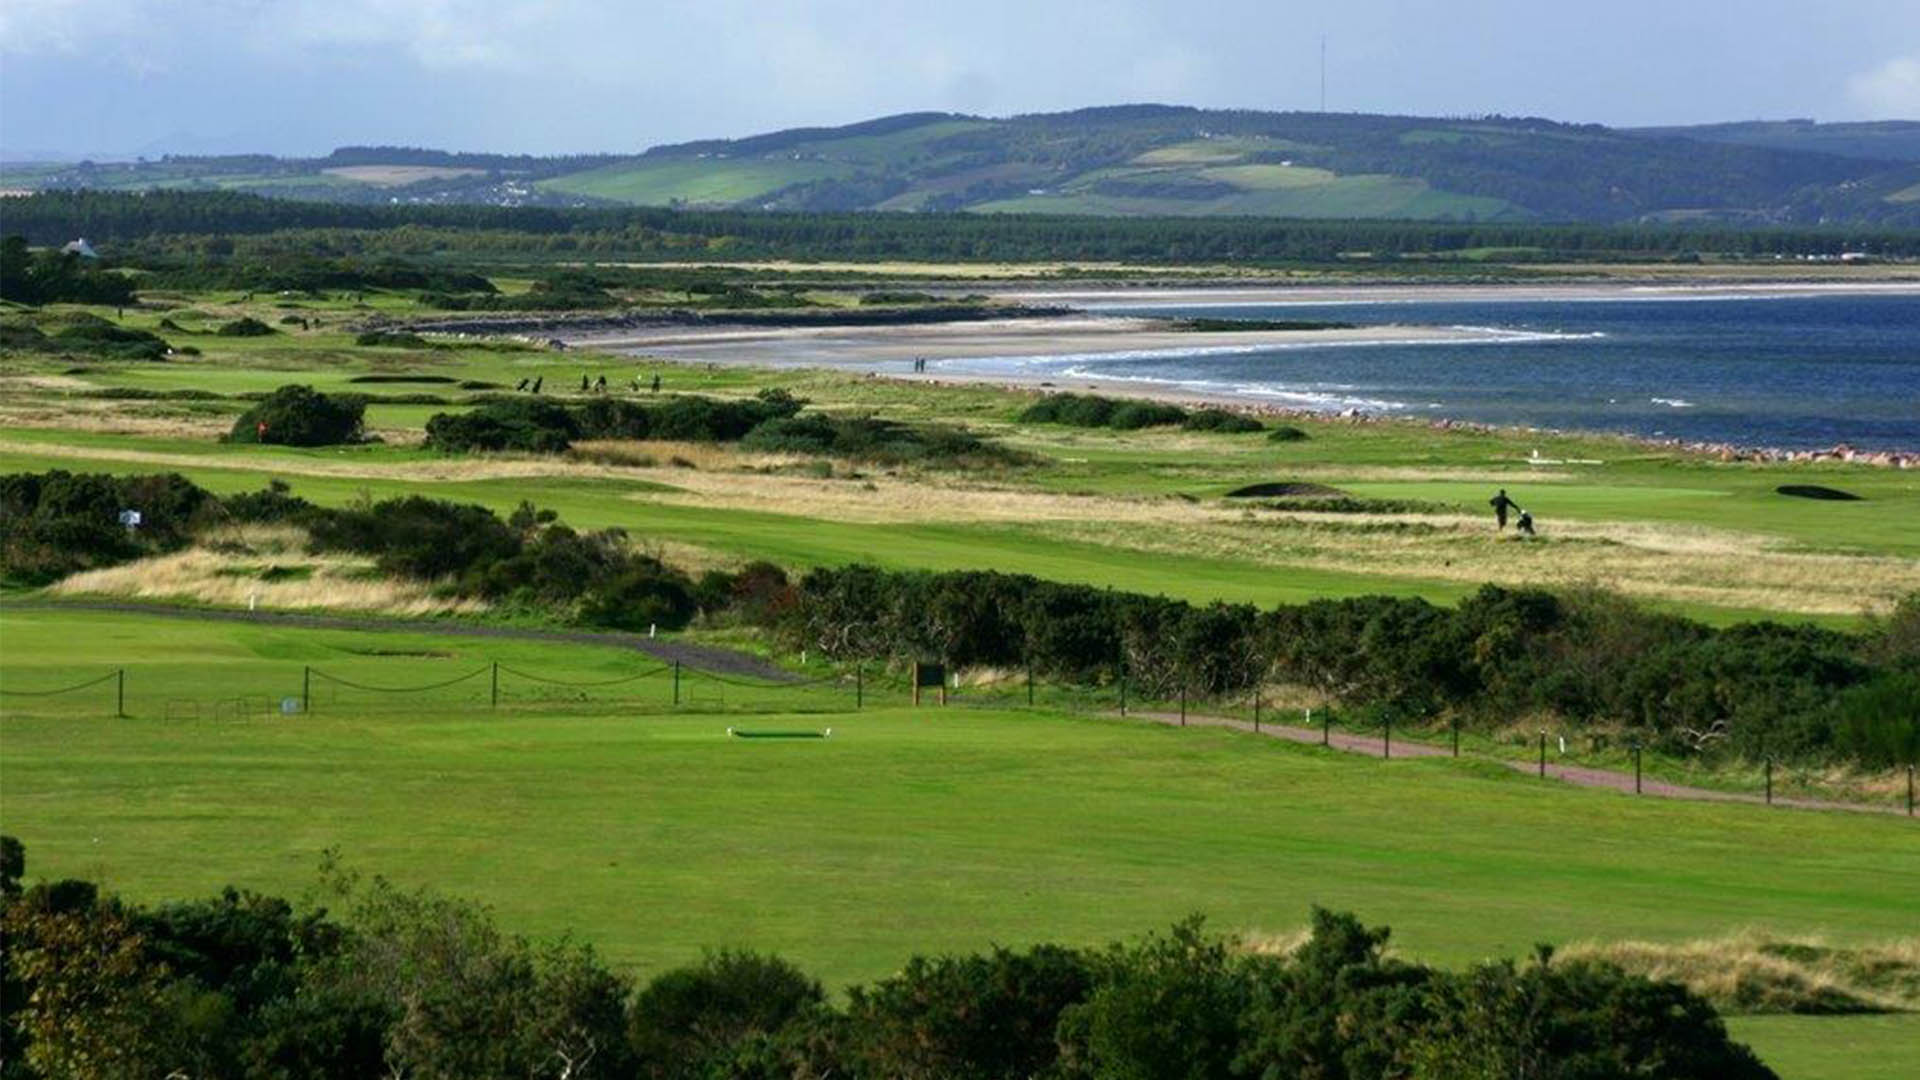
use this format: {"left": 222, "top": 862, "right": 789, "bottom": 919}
{"left": 1320, "top": 35, "right": 1327, "bottom": 112}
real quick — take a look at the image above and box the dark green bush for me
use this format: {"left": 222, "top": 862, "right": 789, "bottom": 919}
{"left": 741, "top": 414, "right": 1027, "bottom": 467}
{"left": 226, "top": 385, "right": 366, "bottom": 446}
{"left": 1267, "top": 424, "right": 1310, "bottom": 442}
{"left": 425, "top": 399, "right": 579, "bottom": 452}
{"left": 1107, "top": 400, "right": 1188, "bottom": 429}
{"left": 0, "top": 470, "right": 216, "bottom": 582}
{"left": 1182, "top": 408, "right": 1264, "bottom": 433}
{"left": 629, "top": 950, "right": 824, "bottom": 1077}
{"left": 215, "top": 317, "right": 276, "bottom": 337}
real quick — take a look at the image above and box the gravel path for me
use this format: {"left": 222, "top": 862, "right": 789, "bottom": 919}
{"left": 1126, "top": 710, "right": 1912, "bottom": 818}
{"left": 4, "top": 600, "right": 800, "bottom": 682}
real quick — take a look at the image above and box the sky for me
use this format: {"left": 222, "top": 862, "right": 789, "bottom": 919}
{"left": 1, "top": 0, "right": 1917, "bottom": 158}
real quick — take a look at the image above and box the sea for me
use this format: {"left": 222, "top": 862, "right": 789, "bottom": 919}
{"left": 944, "top": 292, "right": 1920, "bottom": 452}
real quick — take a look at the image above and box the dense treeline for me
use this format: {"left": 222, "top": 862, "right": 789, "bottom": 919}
{"left": 778, "top": 566, "right": 1920, "bottom": 766}
{"left": 0, "top": 235, "right": 136, "bottom": 306}
{"left": 0, "top": 841, "right": 1776, "bottom": 1079}
{"left": 9, "top": 191, "right": 1918, "bottom": 261}
{"left": 138, "top": 253, "right": 496, "bottom": 295}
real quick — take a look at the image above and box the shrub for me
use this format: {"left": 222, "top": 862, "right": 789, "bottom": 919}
{"left": 1267, "top": 424, "right": 1310, "bottom": 442}
{"left": 0, "top": 470, "right": 216, "bottom": 582}
{"left": 226, "top": 385, "right": 366, "bottom": 447}
{"left": 842, "top": 944, "right": 1094, "bottom": 1078}
{"left": 1107, "top": 400, "right": 1188, "bottom": 429}
{"left": 1182, "top": 408, "right": 1264, "bottom": 433}
{"left": 215, "top": 317, "right": 275, "bottom": 337}
{"left": 629, "top": 950, "right": 824, "bottom": 1077}
{"left": 425, "top": 399, "right": 578, "bottom": 453}
{"left": 306, "top": 496, "right": 521, "bottom": 581}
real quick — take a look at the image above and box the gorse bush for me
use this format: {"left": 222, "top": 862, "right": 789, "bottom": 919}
{"left": 426, "top": 389, "right": 1019, "bottom": 467}
{"left": 225, "top": 384, "right": 366, "bottom": 446}
{"left": 425, "top": 398, "right": 580, "bottom": 452}
{"left": 214, "top": 316, "right": 276, "bottom": 337}
{"left": 741, "top": 413, "right": 1032, "bottom": 467}
{"left": 0, "top": 843, "right": 1779, "bottom": 1080}
{"left": 304, "top": 495, "right": 697, "bottom": 629}
{"left": 0, "top": 470, "right": 216, "bottom": 583}
{"left": 1019, "top": 392, "right": 1265, "bottom": 433}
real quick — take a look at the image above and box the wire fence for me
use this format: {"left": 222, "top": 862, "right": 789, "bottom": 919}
{"left": 2, "top": 660, "right": 1912, "bottom": 816}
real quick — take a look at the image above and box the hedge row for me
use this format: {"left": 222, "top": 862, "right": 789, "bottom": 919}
{"left": 775, "top": 565, "right": 1920, "bottom": 765}
{"left": 0, "top": 846, "right": 1774, "bottom": 1080}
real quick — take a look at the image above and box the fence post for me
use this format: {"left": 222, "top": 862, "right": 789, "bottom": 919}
{"left": 1026, "top": 663, "right": 1034, "bottom": 707}
{"left": 1252, "top": 692, "right": 1260, "bottom": 733}
{"left": 855, "top": 665, "right": 863, "bottom": 711}
{"left": 672, "top": 661, "right": 681, "bottom": 707}
{"left": 1383, "top": 714, "right": 1391, "bottom": 760}
{"left": 1119, "top": 667, "right": 1127, "bottom": 718}
{"left": 491, "top": 661, "right": 499, "bottom": 709}
{"left": 1451, "top": 717, "right": 1459, "bottom": 757}
{"left": 302, "top": 666, "right": 310, "bottom": 715}
{"left": 1633, "top": 741, "right": 1642, "bottom": 794}
{"left": 116, "top": 668, "right": 125, "bottom": 718}
{"left": 1765, "top": 757, "right": 1773, "bottom": 806}
{"left": 1908, "top": 763, "right": 1914, "bottom": 817}
{"left": 1538, "top": 730, "right": 1547, "bottom": 778}
{"left": 1319, "top": 708, "right": 1328, "bottom": 747}
{"left": 1179, "top": 686, "right": 1186, "bottom": 727}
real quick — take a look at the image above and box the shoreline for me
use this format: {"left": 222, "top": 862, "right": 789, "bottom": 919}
{"left": 557, "top": 285, "right": 1920, "bottom": 468}
{"left": 993, "top": 280, "right": 1920, "bottom": 306}
{"left": 872, "top": 369, "right": 1917, "bottom": 468}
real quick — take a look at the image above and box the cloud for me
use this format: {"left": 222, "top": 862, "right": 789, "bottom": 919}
{"left": 1849, "top": 55, "right": 1920, "bottom": 117}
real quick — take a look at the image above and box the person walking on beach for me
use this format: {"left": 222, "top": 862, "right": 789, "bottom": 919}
{"left": 1490, "top": 488, "right": 1518, "bottom": 530}
{"left": 650, "top": 373, "right": 662, "bottom": 394}
{"left": 1516, "top": 508, "right": 1536, "bottom": 537}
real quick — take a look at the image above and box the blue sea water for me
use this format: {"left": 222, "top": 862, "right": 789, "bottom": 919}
{"left": 955, "top": 293, "right": 1920, "bottom": 451}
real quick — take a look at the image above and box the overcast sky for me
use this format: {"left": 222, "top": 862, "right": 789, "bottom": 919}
{"left": 2, "top": 0, "right": 1917, "bottom": 158}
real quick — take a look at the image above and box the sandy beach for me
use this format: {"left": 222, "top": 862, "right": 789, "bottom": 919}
{"left": 570, "top": 315, "right": 1516, "bottom": 368}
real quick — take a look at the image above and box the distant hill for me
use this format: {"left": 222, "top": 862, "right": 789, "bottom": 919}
{"left": 6, "top": 107, "right": 1919, "bottom": 225}
{"left": 1630, "top": 120, "right": 1920, "bottom": 163}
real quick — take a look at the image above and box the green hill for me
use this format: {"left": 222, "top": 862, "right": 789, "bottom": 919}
{"left": 1632, "top": 120, "right": 1920, "bottom": 163}
{"left": 10, "top": 107, "right": 1920, "bottom": 224}
{"left": 535, "top": 106, "right": 1920, "bottom": 224}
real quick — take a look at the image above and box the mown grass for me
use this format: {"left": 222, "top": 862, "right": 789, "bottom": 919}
{"left": 4, "top": 609, "right": 1918, "bottom": 1078}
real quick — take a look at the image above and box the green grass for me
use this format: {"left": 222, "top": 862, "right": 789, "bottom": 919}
{"left": 4, "top": 607, "right": 1917, "bottom": 1080}
{"left": 1727, "top": 1016, "right": 1920, "bottom": 1080}
{"left": 538, "top": 157, "right": 854, "bottom": 206}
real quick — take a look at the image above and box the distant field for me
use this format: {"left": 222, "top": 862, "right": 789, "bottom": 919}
{"left": 972, "top": 172, "right": 1523, "bottom": 219}
{"left": 538, "top": 156, "right": 853, "bottom": 205}
{"left": 319, "top": 165, "right": 484, "bottom": 186}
